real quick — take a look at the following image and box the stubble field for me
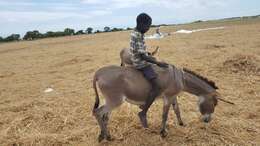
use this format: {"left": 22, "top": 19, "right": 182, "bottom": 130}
{"left": 0, "top": 18, "right": 260, "bottom": 146}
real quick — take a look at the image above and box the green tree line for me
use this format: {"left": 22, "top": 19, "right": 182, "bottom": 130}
{"left": 0, "top": 26, "right": 133, "bottom": 43}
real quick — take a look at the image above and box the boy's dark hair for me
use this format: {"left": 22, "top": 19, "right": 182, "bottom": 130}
{"left": 136, "top": 13, "right": 152, "bottom": 33}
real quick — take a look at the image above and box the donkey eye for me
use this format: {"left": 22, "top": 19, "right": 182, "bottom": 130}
{"left": 213, "top": 98, "right": 218, "bottom": 106}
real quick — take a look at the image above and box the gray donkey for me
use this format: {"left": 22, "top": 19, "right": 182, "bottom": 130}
{"left": 92, "top": 64, "right": 221, "bottom": 142}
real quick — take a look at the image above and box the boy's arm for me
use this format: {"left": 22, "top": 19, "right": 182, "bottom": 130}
{"left": 140, "top": 54, "right": 168, "bottom": 68}
{"left": 130, "top": 31, "right": 168, "bottom": 68}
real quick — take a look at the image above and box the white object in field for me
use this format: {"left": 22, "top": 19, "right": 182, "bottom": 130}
{"left": 174, "top": 27, "right": 225, "bottom": 34}
{"left": 192, "top": 26, "right": 225, "bottom": 32}
{"left": 174, "top": 29, "right": 193, "bottom": 34}
{"left": 145, "top": 33, "right": 164, "bottom": 39}
{"left": 44, "top": 88, "right": 54, "bottom": 93}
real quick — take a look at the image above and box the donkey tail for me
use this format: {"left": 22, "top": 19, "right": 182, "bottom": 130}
{"left": 92, "top": 73, "right": 100, "bottom": 114}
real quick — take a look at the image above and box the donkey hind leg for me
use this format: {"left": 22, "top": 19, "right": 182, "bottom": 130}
{"left": 93, "top": 95, "right": 124, "bottom": 142}
{"left": 172, "top": 96, "right": 184, "bottom": 126}
{"left": 160, "top": 96, "right": 171, "bottom": 138}
{"left": 93, "top": 105, "right": 112, "bottom": 142}
{"left": 103, "top": 112, "right": 110, "bottom": 129}
{"left": 120, "top": 61, "right": 125, "bottom": 67}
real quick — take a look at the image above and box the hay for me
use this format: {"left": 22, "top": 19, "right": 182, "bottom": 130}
{"left": 223, "top": 54, "right": 260, "bottom": 75}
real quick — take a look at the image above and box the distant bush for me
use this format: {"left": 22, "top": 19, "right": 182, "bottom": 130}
{"left": 4, "top": 34, "right": 20, "bottom": 42}
{"left": 104, "top": 26, "right": 111, "bottom": 32}
{"left": 251, "top": 16, "right": 259, "bottom": 19}
{"left": 86, "top": 27, "right": 93, "bottom": 34}
{"left": 75, "top": 30, "right": 85, "bottom": 35}
{"left": 53, "top": 31, "right": 67, "bottom": 37}
{"left": 150, "top": 25, "right": 157, "bottom": 27}
{"left": 95, "top": 30, "right": 102, "bottom": 33}
{"left": 0, "top": 26, "right": 129, "bottom": 43}
{"left": 159, "top": 24, "right": 168, "bottom": 26}
{"left": 0, "top": 25, "right": 149, "bottom": 43}
{"left": 44, "top": 31, "right": 56, "bottom": 38}
{"left": 64, "top": 28, "right": 75, "bottom": 36}
{"left": 23, "top": 30, "right": 44, "bottom": 40}
{"left": 111, "top": 28, "right": 124, "bottom": 32}
{"left": 126, "top": 27, "right": 133, "bottom": 30}
{"left": 193, "top": 20, "right": 203, "bottom": 23}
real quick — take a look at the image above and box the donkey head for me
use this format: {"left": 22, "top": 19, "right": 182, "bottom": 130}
{"left": 198, "top": 92, "right": 218, "bottom": 123}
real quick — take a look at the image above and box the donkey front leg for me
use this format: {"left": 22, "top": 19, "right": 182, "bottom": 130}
{"left": 172, "top": 96, "right": 184, "bottom": 126}
{"left": 160, "top": 96, "right": 171, "bottom": 138}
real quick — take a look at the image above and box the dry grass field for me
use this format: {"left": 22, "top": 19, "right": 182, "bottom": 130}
{"left": 0, "top": 18, "right": 260, "bottom": 146}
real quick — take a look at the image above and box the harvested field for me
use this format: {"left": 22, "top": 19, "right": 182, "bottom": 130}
{"left": 0, "top": 18, "right": 260, "bottom": 146}
{"left": 223, "top": 54, "right": 260, "bottom": 75}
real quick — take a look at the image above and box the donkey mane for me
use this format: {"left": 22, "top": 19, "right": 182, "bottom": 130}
{"left": 183, "top": 68, "right": 218, "bottom": 89}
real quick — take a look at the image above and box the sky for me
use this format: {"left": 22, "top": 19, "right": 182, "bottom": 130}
{"left": 0, "top": 0, "right": 260, "bottom": 37}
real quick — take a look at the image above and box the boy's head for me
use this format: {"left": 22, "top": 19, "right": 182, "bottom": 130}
{"left": 136, "top": 13, "right": 152, "bottom": 34}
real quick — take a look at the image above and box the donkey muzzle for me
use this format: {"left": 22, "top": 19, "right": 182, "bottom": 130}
{"left": 202, "top": 114, "right": 212, "bottom": 123}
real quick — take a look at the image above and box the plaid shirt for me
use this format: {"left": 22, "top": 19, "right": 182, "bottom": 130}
{"left": 130, "top": 29, "right": 149, "bottom": 69}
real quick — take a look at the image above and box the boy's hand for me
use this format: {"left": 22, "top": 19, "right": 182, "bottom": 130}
{"left": 157, "top": 62, "right": 168, "bottom": 68}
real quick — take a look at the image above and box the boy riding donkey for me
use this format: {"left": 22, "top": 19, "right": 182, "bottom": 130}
{"left": 130, "top": 13, "right": 168, "bottom": 127}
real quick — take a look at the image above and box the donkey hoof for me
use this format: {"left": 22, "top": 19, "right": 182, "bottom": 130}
{"left": 160, "top": 130, "right": 168, "bottom": 138}
{"left": 138, "top": 112, "right": 148, "bottom": 128}
{"left": 98, "top": 134, "right": 105, "bottom": 142}
{"left": 106, "top": 135, "right": 113, "bottom": 141}
{"left": 179, "top": 121, "right": 184, "bottom": 126}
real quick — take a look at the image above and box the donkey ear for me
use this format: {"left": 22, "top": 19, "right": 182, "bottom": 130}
{"left": 151, "top": 46, "right": 160, "bottom": 56}
{"left": 215, "top": 93, "right": 235, "bottom": 105}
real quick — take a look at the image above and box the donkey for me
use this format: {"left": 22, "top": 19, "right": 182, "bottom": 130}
{"left": 120, "top": 47, "right": 159, "bottom": 67}
{"left": 92, "top": 64, "right": 220, "bottom": 142}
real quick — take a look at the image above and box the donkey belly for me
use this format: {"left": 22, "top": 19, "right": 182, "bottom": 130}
{"left": 122, "top": 69, "right": 153, "bottom": 105}
{"left": 125, "top": 91, "right": 165, "bottom": 105}
{"left": 125, "top": 98, "right": 145, "bottom": 105}
{"left": 124, "top": 88, "right": 150, "bottom": 105}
